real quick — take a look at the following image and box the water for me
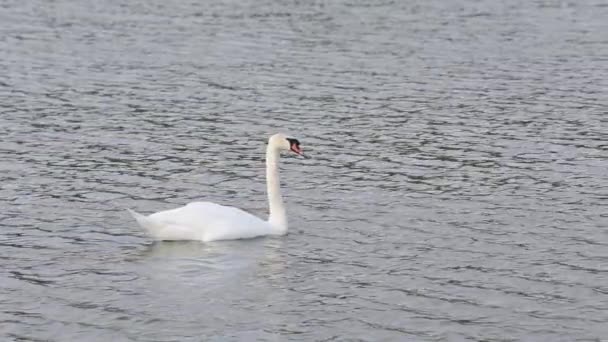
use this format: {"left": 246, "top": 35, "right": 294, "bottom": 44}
{"left": 1, "top": 0, "right": 607, "bottom": 340}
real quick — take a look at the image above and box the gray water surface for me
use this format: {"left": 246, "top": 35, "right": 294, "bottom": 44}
{"left": 1, "top": 0, "right": 607, "bottom": 341}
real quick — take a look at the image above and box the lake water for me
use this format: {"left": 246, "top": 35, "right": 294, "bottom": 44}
{"left": 1, "top": 0, "right": 607, "bottom": 341}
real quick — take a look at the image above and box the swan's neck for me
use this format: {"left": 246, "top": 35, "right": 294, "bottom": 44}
{"left": 266, "top": 147, "right": 287, "bottom": 233}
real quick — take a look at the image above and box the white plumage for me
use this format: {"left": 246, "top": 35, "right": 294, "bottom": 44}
{"left": 128, "top": 133, "right": 303, "bottom": 242}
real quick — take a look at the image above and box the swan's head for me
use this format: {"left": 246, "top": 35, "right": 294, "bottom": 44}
{"left": 269, "top": 133, "right": 303, "bottom": 156}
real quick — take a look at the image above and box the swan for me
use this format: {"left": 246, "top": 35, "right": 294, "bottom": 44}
{"left": 127, "top": 133, "right": 304, "bottom": 242}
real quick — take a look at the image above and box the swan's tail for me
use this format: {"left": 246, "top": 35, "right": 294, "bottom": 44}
{"left": 127, "top": 208, "right": 145, "bottom": 222}
{"left": 127, "top": 209, "right": 195, "bottom": 241}
{"left": 127, "top": 209, "right": 163, "bottom": 237}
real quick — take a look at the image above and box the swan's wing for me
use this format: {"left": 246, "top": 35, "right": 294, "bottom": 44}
{"left": 146, "top": 202, "right": 271, "bottom": 241}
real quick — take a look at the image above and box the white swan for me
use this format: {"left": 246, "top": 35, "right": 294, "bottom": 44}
{"left": 127, "top": 133, "right": 304, "bottom": 242}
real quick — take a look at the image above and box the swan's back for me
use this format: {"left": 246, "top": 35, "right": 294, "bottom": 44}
{"left": 131, "top": 202, "right": 275, "bottom": 242}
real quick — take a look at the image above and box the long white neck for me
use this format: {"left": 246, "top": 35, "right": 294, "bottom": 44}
{"left": 266, "top": 146, "right": 287, "bottom": 233}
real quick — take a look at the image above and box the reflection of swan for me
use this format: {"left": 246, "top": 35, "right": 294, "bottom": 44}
{"left": 128, "top": 133, "right": 304, "bottom": 242}
{"left": 139, "top": 240, "right": 268, "bottom": 260}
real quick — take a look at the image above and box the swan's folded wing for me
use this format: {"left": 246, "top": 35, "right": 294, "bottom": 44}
{"left": 147, "top": 201, "right": 272, "bottom": 242}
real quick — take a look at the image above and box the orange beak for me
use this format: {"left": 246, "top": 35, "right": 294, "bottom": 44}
{"left": 290, "top": 145, "right": 303, "bottom": 156}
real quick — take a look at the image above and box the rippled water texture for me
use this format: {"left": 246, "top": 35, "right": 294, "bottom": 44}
{"left": 1, "top": 0, "right": 607, "bottom": 340}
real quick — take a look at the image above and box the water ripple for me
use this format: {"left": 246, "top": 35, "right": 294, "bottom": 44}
{"left": 1, "top": 0, "right": 607, "bottom": 341}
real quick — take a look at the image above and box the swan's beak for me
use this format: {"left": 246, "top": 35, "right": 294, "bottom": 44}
{"left": 290, "top": 145, "right": 305, "bottom": 157}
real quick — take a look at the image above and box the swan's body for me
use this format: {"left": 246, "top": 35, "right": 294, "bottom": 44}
{"left": 127, "top": 203, "right": 277, "bottom": 242}
{"left": 128, "top": 133, "right": 303, "bottom": 242}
